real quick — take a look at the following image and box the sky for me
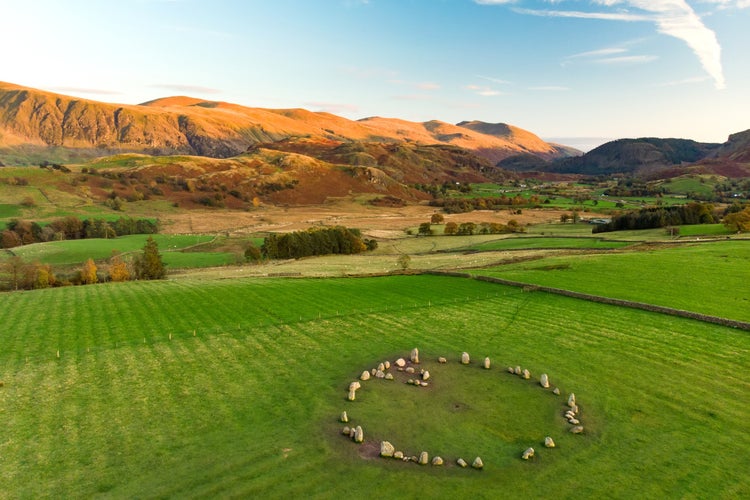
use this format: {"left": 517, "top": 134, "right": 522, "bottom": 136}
{"left": 2, "top": 0, "right": 749, "bottom": 151}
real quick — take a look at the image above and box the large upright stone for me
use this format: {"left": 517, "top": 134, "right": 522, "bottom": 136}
{"left": 432, "top": 456, "right": 444, "bottom": 466}
{"left": 347, "top": 389, "right": 356, "bottom": 401}
{"left": 483, "top": 357, "right": 491, "bottom": 369}
{"left": 522, "top": 447, "right": 535, "bottom": 460}
{"left": 540, "top": 373, "right": 550, "bottom": 388}
{"left": 354, "top": 425, "right": 364, "bottom": 443}
{"left": 544, "top": 436, "right": 556, "bottom": 448}
{"left": 568, "top": 393, "right": 576, "bottom": 408}
{"left": 418, "top": 451, "right": 429, "bottom": 465}
{"left": 472, "top": 457, "right": 484, "bottom": 469}
{"left": 457, "top": 458, "right": 468, "bottom": 468}
{"left": 340, "top": 411, "right": 349, "bottom": 423}
{"left": 522, "top": 369, "right": 531, "bottom": 380}
{"left": 360, "top": 371, "right": 371, "bottom": 381}
{"left": 395, "top": 358, "right": 406, "bottom": 368}
{"left": 349, "top": 381, "right": 361, "bottom": 392}
{"left": 461, "top": 352, "right": 470, "bottom": 365}
{"left": 410, "top": 348, "right": 420, "bottom": 364}
{"left": 570, "top": 425, "right": 584, "bottom": 434}
{"left": 421, "top": 370, "right": 430, "bottom": 381}
{"left": 377, "top": 363, "right": 385, "bottom": 372}
{"left": 380, "top": 441, "right": 395, "bottom": 457}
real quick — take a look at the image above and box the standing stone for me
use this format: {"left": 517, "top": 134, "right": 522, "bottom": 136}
{"left": 540, "top": 373, "right": 550, "bottom": 388}
{"left": 514, "top": 366, "right": 522, "bottom": 375}
{"left": 384, "top": 361, "right": 391, "bottom": 370}
{"left": 375, "top": 370, "right": 385, "bottom": 379}
{"left": 461, "top": 352, "right": 470, "bottom": 365}
{"left": 553, "top": 387, "right": 561, "bottom": 395}
{"left": 354, "top": 426, "right": 364, "bottom": 443}
{"left": 347, "top": 389, "right": 356, "bottom": 401}
{"left": 342, "top": 426, "right": 351, "bottom": 435}
{"left": 377, "top": 363, "right": 385, "bottom": 372}
{"left": 522, "top": 447, "right": 535, "bottom": 460}
{"left": 349, "top": 381, "right": 361, "bottom": 392}
{"left": 432, "top": 456, "right": 444, "bottom": 466}
{"left": 410, "top": 348, "right": 420, "bottom": 364}
{"left": 438, "top": 357, "right": 447, "bottom": 364}
{"left": 483, "top": 357, "right": 491, "bottom": 369}
{"left": 457, "top": 458, "right": 468, "bottom": 468}
{"left": 394, "top": 451, "right": 404, "bottom": 460}
{"left": 385, "top": 373, "right": 394, "bottom": 380}
{"left": 418, "top": 451, "right": 429, "bottom": 465}
{"left": 380, "top": 441, "right": 395, "bottom": 457}
{"left": 567, "top": 393, "right": 576, "bottom": 408}
{"left": 340, "top": 411, "right": 349, "bottom": 423}
{"left": 544, "top": 436, "right": 555, "bottom": 448}
{"left": 395, "top": 358, "right": 406, "bottom": 368}
{"left": 570, "top": 425, "right": 584, "bottom": 434}
{"left": 405, "top": 366, "right": 415, "bottom": 374}
{"left": 472, "top": 457, "right": 484, "bottom": 469}
{"left": 360, "top": 371, "right": 371, "bottom": 381}
{"left": 507, "top": 366, "right": 515, "bottom": 373}
{"left": 522, "top": 369, "right": 531, "bottom": 380}
{"left": 568, "top": 418, "right": 580, "bottom": 425}
{"left": 422, "top": 370, "right": 430, "bottom": 381}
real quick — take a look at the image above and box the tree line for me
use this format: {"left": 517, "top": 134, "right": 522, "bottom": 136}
{"left": 261, "top": 226, "right": 376, "bottom": 260}
{"left": 592, "top": 202, "right": 718, "bottom": 233}
{"left": 1, "top": 216, "right": 158, "bottom": 249}
{"left": 429, "top": 195, "right": 540, "bottom": 214}
{"left": 2, "top": 236, "right": 166, "bottom": 291}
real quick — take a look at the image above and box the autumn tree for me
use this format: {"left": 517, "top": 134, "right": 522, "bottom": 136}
{"left": 244, "top": 242, "right": 262, "bottom": 263}
{"left": 397, "top": 254, "right": 411, "bottom": 270}
{"left": 134, "top": 236, "right": 166, "bottom": 280}
{"left": 444, "top": 221, "right": 458, "bottom": 235}
{"left": 34, "top": 263, "right": 55, "bottom": 289}
{"left": 723, "top": 207, "right": 750, "bottom": 232}
{"left": 5, "top": 255, "right": 27, "bottom": 290}
{"left": 430, "top": 213, "right": 444, "bottom": 224}
{"left": 81, "top": 258, "right": 98, "bottom": 284}
{"left": 418, "top": 222, "right": 433, "bottom": 236}
{"left": 108, "top": 250, "right": 130, "bottom": 282}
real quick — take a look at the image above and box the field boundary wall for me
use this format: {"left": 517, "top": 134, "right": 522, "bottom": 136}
{"left": 424, "top": 270, "right": 750, "bottom": 331}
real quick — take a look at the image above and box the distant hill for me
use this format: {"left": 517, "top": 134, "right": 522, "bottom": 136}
{"left": 0, "top": 82, "right": 578, "bottom": 166}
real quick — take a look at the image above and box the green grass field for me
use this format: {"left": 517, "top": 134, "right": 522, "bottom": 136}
{"left": 475, "top": 240, "right": 750, "bottom": 322}
{"left": 1, "top": 274, "right": 748, "bottom": 497}
{"left": 464, "top": 236, "right": 631, "bottom": 251}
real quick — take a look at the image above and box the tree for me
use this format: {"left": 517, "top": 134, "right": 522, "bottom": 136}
{"left": 244, "top": 242, "right": 262, "bottom": 263}
{"left": 724, "top": 207, "right": 750, "bottom": 232}
{"left": 5, "top": 255, "right": 27, "bottom": 290}
{"left": 397, "top": 254, "right": 411, "bottom": 270}
{"left": 418, "top": 222, "right": 433, "bottom": 236}
{"left": 430, "top": 213, "right": 444, "bottom": 224}
{"left": 134, "top": 236, "right": 166, "bottom": 280}
{"left": 34, "top": 263, "right": 55, "bottom": 289}
{"left": 108, "top": 251, "right": 130, "bottom": 282}
{"left": 444, "top": 221, "right": 458, "bottom": 235}
{"left": 81, "top": 258, "right": 98, "bottom": 284}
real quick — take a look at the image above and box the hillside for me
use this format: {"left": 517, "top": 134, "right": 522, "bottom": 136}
{"left": 0, "top": 82, "right": 578, "bottom": 166}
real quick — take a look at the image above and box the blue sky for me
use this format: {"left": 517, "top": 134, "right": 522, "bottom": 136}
{"left": 3, "top": 0, "right": 749, "bottom": 150}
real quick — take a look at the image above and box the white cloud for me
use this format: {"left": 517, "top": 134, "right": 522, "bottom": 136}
{"left": 595, "top": 54, "right": 659, "bottom": 64}
{"left": 529, "top": 85, "right": 570, "bottom": 91}
{"left": 495, "top": 1, "right": 727, "bottom": 89}
{"left": 464, "top": 84, "right": 504, "bottom": 96}
{"left": 653, "top": 75, "right": 711, "bottom": 86}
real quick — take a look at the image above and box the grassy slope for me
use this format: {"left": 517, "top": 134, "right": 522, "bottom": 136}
{"left": 474, "top": 240, "right": 750, "bottom": 321}
{"left": 1, "top": 275, "right": 748, "bottom": 497}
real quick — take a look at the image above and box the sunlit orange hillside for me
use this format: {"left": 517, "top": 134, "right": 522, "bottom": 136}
{"left": 0, "top": 82, "right": 579, "bottom": 163}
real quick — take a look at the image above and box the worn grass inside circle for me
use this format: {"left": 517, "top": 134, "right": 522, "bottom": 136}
{"left": 342, "top": 357, "right": 577, "bottom": 467}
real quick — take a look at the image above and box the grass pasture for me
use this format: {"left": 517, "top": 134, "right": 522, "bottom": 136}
{"left": 1, "top": 274, "right": 748, "bottom": 497}
{"left": 475, "top": 240, "right": 750, "bottom": 322}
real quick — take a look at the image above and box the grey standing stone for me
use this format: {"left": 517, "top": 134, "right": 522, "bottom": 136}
{"left": 394, "top": 451, "right": 404, "bottom": 460}
{"left": 483, "top": 357, "right": 491, "bottom": 369}
{"left": 395, "top": 358, "right": 406, "bottom": 367}
{"left": 472, "top": 457, "right": 484, "bottom": 469}
{"left": 461, "top": 352, "right": 470, "bottom": 365}
{"left": 360, "top": 371, "right": 371, "bottom": 381}
{"left": 522, "top": 369, "right": 531, "bottom": 380}
{"left": 567, "top": 393, "right": 576, "bottom": 407}
{"left": 432, "top": 456, "right": 444, "bottom": 466}
{"left": 522, "top": 447, "right": 535, "bottom": 460}
{"left": 570, "top": 425, "right": 584, "bottom": 434}
{"left": 422, "top": 370, "right": 430, "bottom": 381}
{"left": 347, "top": 389, "right": 356, "bottom": 401}
{"left": 410, "top": 348, "right": 420, "bottom": 364}
{"left": 418, "top": 451, "right": 429, "bottom": 465}
{"left": 354, "top": 426, "right": 364, "bottom": 443}
{"left": 540, "top": 373, "right": 550, "bottom": 388}
{"left": 380, "top": 441, "right": 395, "bottom": 457}
{"left": 553, "top": 387, "right": 561, "bottom": 395}
{"left": 457, "top": 458, "right": 468, "bottom": 468}
{"left": 544, "top": 436, "right": 555, "bottom": 448}
{"left": 340, "top": 411, "right": 349, "bottom": 423}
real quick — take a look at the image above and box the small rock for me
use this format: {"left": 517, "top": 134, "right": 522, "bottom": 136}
{"left": 380, "top": 441, "right": 395, "bottom": 457}
{"left": 371, "top": 368, "right": 377, "bottom": 376}
{"left": 461, "top": 352, "right": 470, "bottom": 364}
{"left": 472, "top": 457, "right": 484, "bottom": 469}
{"left": 568, "top": 418, "right": 580, "bottom": 425}
{"left": 540, "top": 373, "right": 550, "bottom": 388}
{"left": 570, "top": 425, "right": 584, "bottom": 434}
{"left": 418, "top": 451, "right": 429, "bottom": 465}
{"left": 567, "top": 393, "right": 576, "bottom": 408}
{"left": 395, "top": 358, "right": 406, "bottom": 367}
{"left": 422, "top": 370, "right": 430, "bottom": 381}
{"left": 438, "top": 357, "right": 447, "bottom": 364}
{"left": 483, "top": 357, "right": 491, "bottom": 369}
{"left": 522, "top": 369, "right": 531, "bottom": 380}
{"left": 385, "top": 373, "right": 394, "bottom": 380}
{"left": 514, "top": 366, "right": 522, "bottom": 375}
{"left": 507, "top": 366, "right": 515, "bottom": 374}
{"left": 457, "top": 458, "right": 468, "bottom": 468}
{"left": 544, "top": 436, "right": 555, "bottom": 448}
{"left": 420, "top": 381, "right": 429, "bottom": 387}
{"left": 570, "top": 404, "right": 579, "bottom": 414}
{"left": 340, "top": 411, "right": 349, "bottom": 423}
{"left": 411, "top": 348, "right": 420, "bottom": 364}
{"left": 432, "top": 456, "right": 444, "bottom": 466}
{"left": 394, "top": 451, "right": 404, "bottom": 460}
{"left": 553, "top": 387, "right": 561, "bottom": 395}
{"left": 349, "top": 381, "right": 361, "bottom": 392}
{"left": 349, "top": 428, "right": 356, "bottom": 438}
{"left": 375, "top": 370, "right": 385, "bottom": 379}
{"left": 342, "top": 426, "right": 351, "bottom": 435}
{"left": 360, "top": 371, "right": 371, "bottom": 381}
{"left": 384, "top": 361, "right": 391, "bottom": 370}
{"left": 522, "top": 447, "right": 535, "bottom": 460}
{"left": 407, "top": 379, "right": 415, "bottom": 385}
{"left": 405, "top": 366, "right": 415, "bottom": 374}
{"left": 354, "top": 426, "right": 364, "bottom": 443}
{"left": 377, "top": 363, "right": 385, "bottom": 372}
